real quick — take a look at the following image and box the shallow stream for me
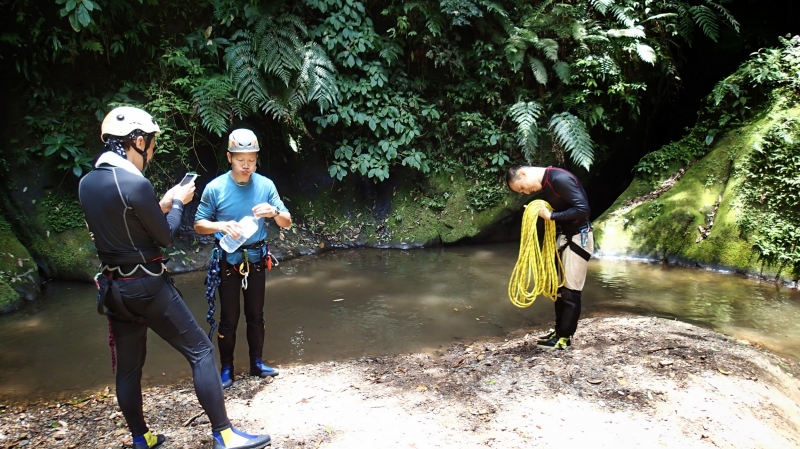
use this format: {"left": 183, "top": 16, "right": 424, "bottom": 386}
{"left": 1, "top": 243, "right": 798, "bottom": 402}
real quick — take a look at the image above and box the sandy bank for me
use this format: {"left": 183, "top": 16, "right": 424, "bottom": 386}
{"left": 2, "top": 316, "right": 799, "bottom": 448}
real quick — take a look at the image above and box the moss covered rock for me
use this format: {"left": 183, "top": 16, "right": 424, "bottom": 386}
{"left": 0, "top": 216, "right": 39, "bottom": 313}
{"left": 595, "top": 71, "right": 800, "bottom": 282}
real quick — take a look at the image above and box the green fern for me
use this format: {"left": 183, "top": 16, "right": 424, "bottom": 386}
{"left": 707, "top": 1, "right": 739, "bottom": 33}
{"left": 609, "top": 5, "right": 635, "bottom": 28}
{"left": 529, "top": 57, "right": 549, "bottom": 85}
{"left": 510, "top": 101, "right": 543, "bottom": 162}
{"left": 535, "top": 38, "right": 560, "bottom": 62}
{"left": 690, "top": 5, "right": 719, "bottom": 42}
{"left": 549, "top": 112, "right": 594, "bottom": 170}
{"left": 553, "top": 61, "right": 572, "bottom": 84}
{"left": 192, "top": 12, "right": 338, "bottom": 135}
{"left": 589, "top": 0, "right": 614, "bottom": 15}
{"left": 191, "top": 74, "right": 237, "bottom": 136}
{"left": 636, "top": 42, "right": 656, "bottom": 64}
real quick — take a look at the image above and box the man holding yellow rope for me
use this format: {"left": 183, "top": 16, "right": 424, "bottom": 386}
{"left": 506, "top": 165, "right": 593, "bottom": 350}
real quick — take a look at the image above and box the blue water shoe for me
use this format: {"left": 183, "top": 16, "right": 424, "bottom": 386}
{"left": 221, "top": 365, "right": 234, "bottom": 389}
{"left": 132, "top": 431, "right": 165, "bottom": 449}
{"left": 249, "top": 359, "right": 279, "bottom": 377}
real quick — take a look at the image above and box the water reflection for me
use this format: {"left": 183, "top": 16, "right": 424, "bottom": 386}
{"left": 0, "top": 243, "right": 798, "bottom": 402}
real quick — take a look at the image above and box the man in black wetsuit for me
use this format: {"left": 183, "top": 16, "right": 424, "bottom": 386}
{"left": 506, "top": 165, "right": 594, "bottom": 350}
{"left": 79, "top": 106, "right": 272, "bottom": 449}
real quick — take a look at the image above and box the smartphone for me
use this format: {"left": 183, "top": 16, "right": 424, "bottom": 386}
{"left": 180, "top": 173, "right": 199, "bottom": 186}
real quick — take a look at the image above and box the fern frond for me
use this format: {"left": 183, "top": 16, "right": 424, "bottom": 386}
{"left": 191, "top": 74, "right": 237, "bottom": 136}
{"left": 426, "top": 17, "right": 444, "bottom": 36}
{"left": 530, "top": 0, "right": 554, "bottom": 20}
{"left": 609, "top": 5, "right": 635, "bottom": 28}
{"left": 481, "top": 0, "right": 508, "bottom": 18}
{"left": 690, "top": 5, "right": 719, "bottom": 42}
{"left": 553, "top": 61, "right": 572, "bottom": 84}
{"left": 676, "top": 3, "right": 695, "bottom": 46}
{"left": 510, "top": 101, "right": 543, "bottom": 159}
{"left": 297, "top": 42, "right": 338, "bottom": 109}
{"left": 707, "top": 1, "right": 739, "bottom": 33}
{"left": 589, "top": 0, "right": 614, "bottom": 15}
{"left": 636, "top": 43, "right": 656, "bottom": 64}
{"left": 535, "top": 38, "right": 560, "bottom": 61}
{"left": 529, "top": 57, "right": 549, "bottom": 85}
{"left": 549, "top": 112, "right": 594, "bottom": 171}
{"left": 380, "top": 42, "right": 403, "bottom": 65}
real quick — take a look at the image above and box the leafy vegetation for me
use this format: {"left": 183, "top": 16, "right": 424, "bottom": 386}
{"left": 0, "top": 0, "right": 738, "bottom": 198}
{"left": 738, "top": 117, "right": 800, "bottom": 274}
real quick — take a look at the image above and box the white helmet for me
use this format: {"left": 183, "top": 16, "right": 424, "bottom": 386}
{"left": 228, "top": 128, "right": 260, "bottom": 152}
{"left": 101, "top": 107, "right": 161, "bottom": 141}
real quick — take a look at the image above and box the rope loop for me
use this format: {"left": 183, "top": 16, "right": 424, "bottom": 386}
{"left": 508, "top": 200, "right": 564, "bottom": 308}
{"left": 204, "top": 246, "right": 222, "bottom": 339}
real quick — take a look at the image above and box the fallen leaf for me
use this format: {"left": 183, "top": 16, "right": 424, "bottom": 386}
{"left": 718, "top": 368, "right": 731, "bottom": 375}
{"left": 416, "top": 385, "right": 427, "bottom": 391}
{"left": 333, "top": 298, "right": 344, "bottom": 302}
{"left": 587, "top": 379, "right": 603, "bottom": 385}
{"left": 617, "top": 378, "right": 627, "bottom": 386}
{"left": 453, "top": 308, "right": 459, "bottom": 312}
{"left": 513, "top": 357, "right": 521, "bottom": 362}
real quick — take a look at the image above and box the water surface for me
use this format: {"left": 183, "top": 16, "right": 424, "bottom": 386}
{"left": 1, "top": 243, "right": 798, "bottom": 402}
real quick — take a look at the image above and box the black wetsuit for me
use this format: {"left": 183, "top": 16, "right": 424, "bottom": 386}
{"left": 79, "top": 155, "right": 231, "bottom": 437}
{"left": 533, "top": 166, "right": 592, "bottom": 338}
{"left": 535, "top": 166, "right": 591, "bottom": 235}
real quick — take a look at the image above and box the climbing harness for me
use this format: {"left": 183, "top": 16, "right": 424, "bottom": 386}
{"left": 508, "top": 200, "right": 564, "bottom": 308}
{"left": 94, "top": 260, "right": 166, "bottom": 372}
{"left": 99, "top": 261, "right": 166, "bottom": 278}
{"left": 204, "top": 245, "right": 222, "bottom": 339}
{"left": 203, "top": 240, "right": 279, "bottom": 339}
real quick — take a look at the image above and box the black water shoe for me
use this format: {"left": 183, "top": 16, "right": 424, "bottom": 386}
{"left": 132, "top": 431, "right": 165, "bottom": 449}
{"left": 537, "top": 335, "right": 570, "bottom": 350}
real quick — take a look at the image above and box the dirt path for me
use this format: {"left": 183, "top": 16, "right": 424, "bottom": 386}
{"left": 2, "top": 316, "right": 799, "bottom": 448}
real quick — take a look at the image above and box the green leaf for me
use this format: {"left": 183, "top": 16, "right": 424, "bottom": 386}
{"left": 68, "top": 13, "right": 81, "bottom": 32}
{"left": 77, "top": 5, "right": 91, "bottom": 27}
{"left": 635, "top": 43, "right": 656, "bottom": 64}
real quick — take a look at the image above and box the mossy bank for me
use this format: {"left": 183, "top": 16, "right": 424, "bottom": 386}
{"left": 0, "top": 216, "right": 39, "bottom": 313}
{"left": 594, "top": 37, "right": 800, "bottom": 283}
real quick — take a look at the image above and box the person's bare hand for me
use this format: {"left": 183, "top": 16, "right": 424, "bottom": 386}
{"left": 159, "top": 186, "right": 176, "bottom": 213}
{"left": 218, "top": 221, "right": 243, "bottom": 239}
{"left": 173, "top": 182, "right": 196, "bottom": 204}
{"left": 538, "top": 207, "right": 552, "bottom": 220}
{"left": 252, "top": 202, "right": 279, "bottom": 218}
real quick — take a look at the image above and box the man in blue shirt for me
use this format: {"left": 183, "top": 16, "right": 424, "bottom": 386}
{"left": 195, "top": 129, "right": 291, "bottom": 388}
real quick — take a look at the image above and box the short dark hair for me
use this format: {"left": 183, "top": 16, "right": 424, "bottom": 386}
{"left": 505, "top": 165, "right": 526, "bottom": 185}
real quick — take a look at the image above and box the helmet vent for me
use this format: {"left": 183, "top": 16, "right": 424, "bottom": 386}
{"left": 117, "top": 114, "right": 125, "bottom": 121}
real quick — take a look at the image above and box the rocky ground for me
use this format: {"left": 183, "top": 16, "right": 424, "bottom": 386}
{"left": 2, "top": 316, "right": 799, "bottom": 449}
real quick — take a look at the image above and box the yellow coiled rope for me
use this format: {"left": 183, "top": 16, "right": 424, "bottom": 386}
{"left": 508, "top": 200, "right": 564, "bottom": 308}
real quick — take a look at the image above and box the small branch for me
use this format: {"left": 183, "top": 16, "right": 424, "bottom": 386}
{"left": 183, "top": 411, "right": 204, "bottom": 427}
{"left": 648, "top": 345, "right": 688, "bottom": 354}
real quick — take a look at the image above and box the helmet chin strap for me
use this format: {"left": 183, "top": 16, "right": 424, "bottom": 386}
{"left": 133, "top": 135, "right": 153, "bottom": 172}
